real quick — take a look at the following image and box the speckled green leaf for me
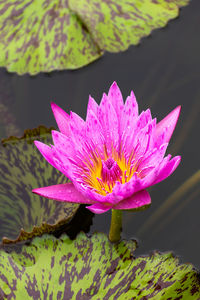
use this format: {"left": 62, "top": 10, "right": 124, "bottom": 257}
{"left": 0, "top": 126, "right": 82, "bottom": 244}
{"left": 0, "top": 0, "right": 189, "bottom": 75}
{"left": 0, "top": 0, "right": 102, "bottom": 75}
{"left": 70, "top": 0, "right": 189, "bottom": 52}
{"left": 0, "top": 233, "right": 199, "bottom": 299}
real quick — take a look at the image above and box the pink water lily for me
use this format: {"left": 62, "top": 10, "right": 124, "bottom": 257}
{"left": 32, "top": 82, "right": 181, "bottom": 214}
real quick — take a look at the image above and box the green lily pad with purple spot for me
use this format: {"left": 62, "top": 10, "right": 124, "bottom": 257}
{"left": 0, "top": 0, "right": 189, "bottom": 75}
{"left": 70, "top": 0, "right": 189, "bottom": 52}
{"left": 0, "top": 232, "right": 199, "bottom": 299}
{"left": 0, "top": 126, "right": 87, "bottom": 244}
{"left": 0, "top": 0, "right": 102, "bottom": 75}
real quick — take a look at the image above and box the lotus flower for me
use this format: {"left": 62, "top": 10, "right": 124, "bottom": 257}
{"left": 32, "top": 82, "right": 181, "bottom": 214}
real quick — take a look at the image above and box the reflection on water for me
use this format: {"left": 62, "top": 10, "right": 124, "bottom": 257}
{"left": 0, "top": 0, "right": 200, "bottom": 266}
{"left": 138, "top": 170, "right": 200, "bottom": 237}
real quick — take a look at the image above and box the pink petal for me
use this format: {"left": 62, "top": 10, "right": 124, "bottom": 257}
{"left": 137, "top": 109, "right": 153, "bottom": 130}
{"left": 34, "top": 141, "right": 66, "bottom": 175}
{"left": 98, "top": 93, "right": 119, "bottom": 154}
{"left": 111, "top": 175, "right": 141, "bottom": 201}
{"left": 114, "top": 190, "right": 151, "bottom": 210}
{"left": 51, "top": 130, "right": 76, "bottom": 158}
{"left": 122, "top": 109, "right": 153, "bottom": 157}
{"left": 51, "top": 102, "right": 70, "bottom": 136}
{"left": 155, "top": 106, "right": 181, "bottom": 148}
{"left": 86, "top": 203, "right": 112, "bottom": 214}
{"left": 108, "top": 82, "right": 124, "bottom": 121}
{"left": 154, "top": 155, "right": 181, "bottom": 185}
{"left": 138, "top": 143, "right": 168, "bottom": 171}
{"left": 132, "top": 119, "right": 156, "bottom": 158}
{"left": 32, "top": 183, "right": 95, "bottom": 204}
{"left": 69, "top": 112, "right": 86, "bottom": 152}
{"left": 85, "top": 109, "right": 105, "bottom": 153}
{"left": 86, "top": 95, "right": 99, "bottom": 119}
{"left": 137, "top": 155, "right": 181, "bottom": 191}
{"left": 121, "top": 90, "right": 138, "bottom": 134}
{"left": 70, "top": 112, "right": 86, "bottom": 131}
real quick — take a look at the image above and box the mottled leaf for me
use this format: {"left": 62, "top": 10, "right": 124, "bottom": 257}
{"left": 0, "top": 0, "right": 189, "bottom": 75}
{"left": 70, "top": 0, "right": 189, "bottom": 52}
{"left": 0, "top": 0, "right": 102, "bottom": 75}
{"left": 0, "top": 233, "right": 199, "bottom": 299}
{"left": 0, "top": 126, "right": 83, "bottom": 244}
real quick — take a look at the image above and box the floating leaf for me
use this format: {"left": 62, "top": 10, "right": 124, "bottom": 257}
{"left": 0, "top": 126, "right": 85, "bottom": 244}
{"left": 70, "top": 0, "right": 189, "bottom": 52}
{"left": 0, "top": 233, "right": 199, "bottom": 299}
{"left": 0, "top": 0, "right": 189, "bottom": 75}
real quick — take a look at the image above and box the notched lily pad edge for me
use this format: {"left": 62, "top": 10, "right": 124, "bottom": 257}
{"left": 0, "top": 126, "right": 94, "bottom": 245}
{"left": 1, "top": 125, "right": 55, "bottom": 145}
{"left": 1, "top": 205, "right": 94, "bottom": 246}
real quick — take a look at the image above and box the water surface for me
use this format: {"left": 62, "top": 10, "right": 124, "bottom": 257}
{"left": 0, "top": 0, "right": 200, "bottom": 267}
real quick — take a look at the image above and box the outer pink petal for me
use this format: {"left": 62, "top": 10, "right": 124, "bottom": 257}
{"left": 70, "top": 112, "right": 86, "bottom": 132}
{"left": 85, "top": 109, "right": 105, "bottom": 153}
{"left": 86, "top": 95, "right": 99, "bottom": 119}
{"left": 137, "top": 109, "right": 153, "bottom": 130}
{"left": 155, "top": 106, "right": 181, "bottom": 148}
{"left": 110, "top": 155, "right": 180, "bottom": 203}
{"left": 122, "top": 110, "right": 153, "bottom": 157}
{"left": 51, "top": 102, "right": 70, "bottom": 136}
{"left": 32, "top": 183, "right": 95, "bottom": 204}
{"left": 154, "top": 155, "right": 181, "bottom": 184}
{"left": 114, "top": 190, "right": 151, "bottom": 210}
{"left": 98, "top": 93, "right": 119, "bottom": 154}
{"left": 69, "top": 113, "right": 87, "bottom": 152}
{"left": 138, "top": 143, "right": 168, "bottom": 171}
{"left": 108, "top": 82, "right": 124, "bottom": 121}
{"left": 111, "top": 175, "right": 141, "bottom": 201}
{"left": 86, "top": 203, "right": 112, "bottom": 214}
{"left": 121, "top": 90, "right": 138, "bottom": 134}
{"left": 34, "top": 141, "right": 69, "bottom": 177}
{"left": 51, "top": 130, "right": 76, "bottom": 158}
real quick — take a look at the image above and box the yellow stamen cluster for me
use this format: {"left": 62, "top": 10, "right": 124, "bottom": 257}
{"left": 83, "top": 146, "right": 138, "bottom": 196}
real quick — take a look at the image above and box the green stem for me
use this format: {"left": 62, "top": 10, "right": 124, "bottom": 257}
{"left": 109, "top": 209, "right": 122, "bottom": 243}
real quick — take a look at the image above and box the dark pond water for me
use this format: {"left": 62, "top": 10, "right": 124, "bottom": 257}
{"left": 0, "top": 0, "right": 200, "bottom": 267}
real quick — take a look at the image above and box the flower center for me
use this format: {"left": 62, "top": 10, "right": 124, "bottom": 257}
{"left": 82, "top": 147, "right": 138, "bottom": 196}
{"left": 101, "top": 158, "right": 122, "bottom": 184}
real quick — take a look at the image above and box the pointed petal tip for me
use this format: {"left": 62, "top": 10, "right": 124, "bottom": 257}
{"left": 50, "top": 101, "right": 70, "bottom": 136}
{"left": 175, "top": 155, "right": 181, "bottom": 166}
{"left": 34, "top": 140, "right": 47, "bottom": 150}
{"left": 172, "top": 105, "right": 181, "bottom": 119}
{"left": 109, "top": 81, "right": 121, "bottom": 92}
{"left": 50, "top": 101, "right": 60, "bottom": 112}
{"left": 111, "top": 81, "right": 118, "bottom": 87}
{"left": 34, "top": 140, "right": 39, "bottom": 146}
{"left": 50, "top": 101, "right": 56, "bottom": 107}
{"left": 130, "top": 90, "right": 136, "bottom": 98}
{"left": 32, "top": 188, "right": 41, "bottom": 195}
{"left": 156, "top": 105, "right": 181, "bottom": 147}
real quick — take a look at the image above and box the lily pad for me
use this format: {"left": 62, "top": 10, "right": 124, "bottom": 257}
{"left": 70, "top": 0, "right": 189, "bottom": 52}
{"left": 0, "top": 232, "right": 199, "bottom": 299}
{"left": 0, "top": 126, "right": 84, "bottom": 244}
{"left": 0, "top": 0, "right": 189, "bottom": 75}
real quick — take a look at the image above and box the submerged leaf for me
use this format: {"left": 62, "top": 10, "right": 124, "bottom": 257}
{"left": 0, "top": 126, "right": 83, "bottom": 244}
{"left": 0, "top": 233, "right": 199, "bottom": 299}
{"left": 0, "top": 0, "right": 189, "bottom": 74}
